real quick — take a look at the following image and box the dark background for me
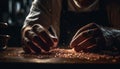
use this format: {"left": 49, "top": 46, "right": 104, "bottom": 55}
{"left": 0, "top": 0, "right": 119, "bottom": 47}
{"left": 0, "top": 0, "right": 33, "bottom": 47}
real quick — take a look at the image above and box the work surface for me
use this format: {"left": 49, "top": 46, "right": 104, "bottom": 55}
{"left": 0, "top": 47, "right": 120, "bottom": 64}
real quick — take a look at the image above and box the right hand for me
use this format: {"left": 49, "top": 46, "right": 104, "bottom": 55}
{"left": 70, "top": 23, "right": 106, "bottom": 53}
{"left": 22, "top": 24, "right": 58, "bottom": 54}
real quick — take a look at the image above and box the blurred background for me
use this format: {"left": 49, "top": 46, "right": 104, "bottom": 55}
{"left": 0, "top": 0, "right": 33, "bottom": 47}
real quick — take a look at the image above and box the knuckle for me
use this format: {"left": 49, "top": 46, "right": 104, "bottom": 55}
{"left": 23, "top": 37, "right": 29, "bottom": 43}
{"left": 87, "top": 23, "right": 99, "bottom": 29}
{"left": 89, "top": 23, "right": 97, "bottom": 27}
{"left": 32, "top": 24, "right": 45, "bottom": 33}
{"left": 25, "top": 30, "right": 31, "bottom": 36}
{"left": 25, "top": 30, "right": 37, "bottom": 39}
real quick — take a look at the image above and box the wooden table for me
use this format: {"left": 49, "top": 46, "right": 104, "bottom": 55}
{"left": 0, "top": 47, "right": 120, "bottom": 64}
{"left": 0, "top": 47, "right": 119, "bottom": 69}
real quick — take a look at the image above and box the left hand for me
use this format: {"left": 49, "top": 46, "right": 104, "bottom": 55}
{"left": 22, "top": 24, "right": 58, "bottom": 54}
{"left": 70, "top": 23, "right": 106, "bottom": 52}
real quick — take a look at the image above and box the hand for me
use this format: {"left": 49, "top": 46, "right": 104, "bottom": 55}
{"left": 70, "top": 23, "right": 106, "bottom": 53}
{"left": 22, "top": 24, "right": 58, "bottom": 54}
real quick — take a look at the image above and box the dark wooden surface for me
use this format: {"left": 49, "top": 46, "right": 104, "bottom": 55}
{"left": 0, "top": 47, "right": 120, "bottom": 64}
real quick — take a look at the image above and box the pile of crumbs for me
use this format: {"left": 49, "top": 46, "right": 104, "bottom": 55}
{"left": 50, "top": 48, "right": 118, "bottom": 61}
{"left": 19, "top": 48, "right": 120, "bottom": 62}
{"left": 4, "top": 48, "right": 120, "bottom": 63}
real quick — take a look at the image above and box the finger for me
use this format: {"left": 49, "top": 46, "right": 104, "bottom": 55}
{"left": 25, "top": 38, "right": 41, "bottom": 53}
{"left": 74, "top": 37, "right": 96, "bottom": 52}
{"left": 70, "top": 28, "right": 99, "bottom": 48}
{"left": 51, "top": 37, "right": 58, "bottom": 48}
{"left": 74, "top": 44, "right": 97, "bottom": 52}
{"left": 22, "top": 38, "right": 35, "bottom": 54}
{"left": 33, "top": 36, "right": 50, "bottom": 51}
{"left": 72, "top": 23, "right": 100, "bottom": 39}
{"left": 70, "top": 32, "right": 88, "bottom": 48}
{"left": 23, "top": 45, "right": 32, "bottom": 54}
{"left": 32, "top": 24, "right": 54, "bottom": 47}
{"left": 25, "top": 30, "right": 36, "bottom": 40}
{"left": 77, "top": 37, "right": 96, "bottom": 49}
{"left": 25, "top": 30, "right": 50, "bottom": 52}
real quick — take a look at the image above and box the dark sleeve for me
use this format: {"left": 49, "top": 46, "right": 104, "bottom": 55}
{"left": 100, "top": 26, "right": 120, "bottom": 52}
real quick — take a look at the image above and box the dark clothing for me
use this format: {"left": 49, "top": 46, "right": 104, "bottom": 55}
{"left": 60, "top": 0, "right": 109, "bottom": 46}
{"left": 23, "top": 0, "right": 120, "bottom": 53}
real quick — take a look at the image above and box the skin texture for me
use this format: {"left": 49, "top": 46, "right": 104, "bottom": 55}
{"left": 22, "top": 23, "right": 106, "bottom": 54}
{"left": 69, "top": 23, "right": 106, "bottom": 52}
{"left": 22, "top": 24, "right": 58, "bottom": 54}
{"left": 22, "top": 0, "right": 100, "bottom": 54}
{"left": 22, "top": 0, "right": 120, "bottom": 54}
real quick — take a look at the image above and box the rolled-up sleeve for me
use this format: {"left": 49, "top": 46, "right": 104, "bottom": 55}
{"left": 23, "top": 0, "right": 52, "bottom": 29}
{"left": 23, "top": 0, "right": 62, "bottom": 37}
